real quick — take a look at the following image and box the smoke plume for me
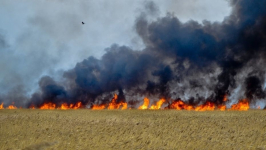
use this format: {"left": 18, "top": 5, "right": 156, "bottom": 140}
{"left": 3, "top": 0, "right": 266, "bottom": 108}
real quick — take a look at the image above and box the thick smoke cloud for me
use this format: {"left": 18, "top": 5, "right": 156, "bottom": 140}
{"left": 30, "top": 0, "right": 266, "bottom": 107}
{"left": 2, "top": 0, "right": 266, "bottom": 108}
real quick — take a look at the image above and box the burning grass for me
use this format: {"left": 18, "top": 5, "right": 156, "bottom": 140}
{"left": 0, "top": 109, "right": 266, "bottom": 150}
{"left": 0, "top": 95, "right": 255, "bottom": 111}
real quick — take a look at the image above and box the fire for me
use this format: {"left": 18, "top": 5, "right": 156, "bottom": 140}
{"left": 108, "top": 94, "right": 118, "bottom": 109}
{"left": 0, "top": 97, "right": 254, "bottom": 111}
{"left": 7, "top": 105, "right": 17, "bottom": 109}
{"left": 60, "top": 103, "right": 69, "bottom": 110}
{"left": 38, "top": 102, "right": 83, "bottom": 110}
{"left": 150, "top": 99, "right": 166, "bottom": 110}
{"left": 223, "top": 95, "right": 228, "bottom": 102}
{"left": 138, "top": 97, "right": 149, "bottom": 110}
{"left": 121, "top": 102, "right": 127, "bottom": 110}
{"left": 72, "top": 102, "right": 83, "bottom": 109}
{"left": 91, "top": 94, "right": 127, "bottom": 110}
{"left": 40, "top": 102, "right": 56, "bottom": 109}
{"left": 230, "top": 99, "right": 249, "bottom": 111}
{"left": 218, "top": 105, "right": 226, "bottom": 111}
{"left": 169, "top": 100, "right": 194, "bottom": 110}
{"left": 107, "top": 94, "right": 127, "bottom": 109}
{"left": 195, "top": 101, "right": 215, "bottom": 111}
{"left": 91, "top": 104, "right": 106, "bottom": 110}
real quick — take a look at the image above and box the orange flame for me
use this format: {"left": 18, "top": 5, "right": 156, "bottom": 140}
{"left": 138, "top": 97, "right": 149, "bottom": 109}
{"left": 91, "top": 94, "right": 127, "bottom": 110}
{"left": 72, "top": 102, "right": 83, "bottom": 109}
{"left": 107, "top": 94, "right": 127, "bottom": 110}
{"left": 223, "top": 95, "right": 228, "bottom": 102}
{"left": 0, "top": 96, "right": 256, "bottom": 111}
{"left": 169, "top": 100, "right": 194, "bottom": 110}
{"left": 218, "top": 105, "right": 226, "bottom": 111}
{"left": 60, "top": 103, "right": 69, "bottom": 110}
{"left": 40, "top": 102, "right": 56, "bottom": 109}
{"left": 150, "top": 99, "right": 166, "bottom": 109}
{"left": 195, "top": 101, "right": 215, "bottom": 111}
{"left": 92, "top": 104, "right": 106, "bottom": 110}
{"left": 121, "top": 102, "right": 127, "bottom": 110}
{"left": 230, "top": 99, "right": 249, "bottom": 111}
{"left": 7, "top": 105, "right": 17, "bottom": 109}
{"left": 108, "top": 94, "right": 120, "bottom": 109}
{"left": 38, "top": 102, "right": 83, "bottom": 110}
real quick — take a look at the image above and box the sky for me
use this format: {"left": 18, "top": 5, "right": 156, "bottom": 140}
{"left": 0, "top": 0, "right": 233, "bottom": 106}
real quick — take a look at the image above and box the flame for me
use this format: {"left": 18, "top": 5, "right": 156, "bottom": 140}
{"left": 72, "top": 102, "right": 83, "bottom": 109}
{"left": 121, "top": 102, "right": 127, "bottom": 110}
{"left": 108, "top": 94, "right": 127, "bottom": 110}
{"left": 218, "top": 105, "right": 226, "bottom": 111}
{"left": 223, "top": 95, "right": 228, "bottom": 102}
{"left": 108, "top": 94, "right": 120, "bottom": 109}
{"left": 40, "top": 102, "right": 56, "bottom": 109}
{"left": 150, "top": 99, "right": 166, "bottom": 110}
{"left": 0, "top": 96, "right": 256, "bottom": 111}
{"left": 60, "top": 103, "right": 69, "bottom": 110}
{"left": 195, "top": 101, "right": 215, "bottom": 111}
{"left": 7, "top": 105, "right": 17, "bottom": 109}
{"left": 91, "top": 94, "right": 127, "bottom": 110}
{"left": 230, "top": 99, "right": 249, "bottom": 111}
{"left": 138, "top": 97, "right": 149, "bottom": 109}
{"left": 38, "top": 102, "right": 83, "bottom": 110}
{"left": 169, "top": 100, "right": 194, "bottom": 110}
{"left": 92, "top": 104, "right": 106, "bottom": 110}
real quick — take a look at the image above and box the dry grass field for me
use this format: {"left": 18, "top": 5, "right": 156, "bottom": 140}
{"left": 0, "top": 109, "right": 266, "bottom": 150}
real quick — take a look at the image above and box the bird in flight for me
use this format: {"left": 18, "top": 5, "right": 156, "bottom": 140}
{"left": 82, "top": 22, "right": 85, "bottom": 25}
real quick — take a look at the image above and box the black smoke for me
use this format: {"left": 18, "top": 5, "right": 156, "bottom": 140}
{"left": 28, "top": 0, "right": 266, "bottom": 108}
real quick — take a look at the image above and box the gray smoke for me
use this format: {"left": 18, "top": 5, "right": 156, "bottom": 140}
{"left": 2, "top": 0, "right": 266, "bottom": 108}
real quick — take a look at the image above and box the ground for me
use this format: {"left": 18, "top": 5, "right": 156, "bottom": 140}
{"left": 0, "top": 109, "right": 266, "bottom": 150}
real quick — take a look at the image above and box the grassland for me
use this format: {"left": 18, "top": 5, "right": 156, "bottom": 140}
{"left": 0, "top": 109, "right": 266, "bottom": 150}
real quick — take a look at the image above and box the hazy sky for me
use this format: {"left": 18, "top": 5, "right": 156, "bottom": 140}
{"left": 0, "top": 0, "right": 231, "bottom": 97}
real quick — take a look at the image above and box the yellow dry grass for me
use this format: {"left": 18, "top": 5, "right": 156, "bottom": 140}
{"left": 0, "top": 109, "right": 266, "bottom": 150}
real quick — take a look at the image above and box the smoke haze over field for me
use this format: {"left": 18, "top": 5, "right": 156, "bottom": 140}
{"left": 1, "top": 0, "right": 266, "bottom": 108}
